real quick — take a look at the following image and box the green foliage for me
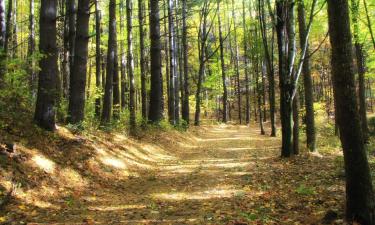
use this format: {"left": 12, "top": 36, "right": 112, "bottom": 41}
{"left": 295, "top": 184, "right": 316, "bottom": 195}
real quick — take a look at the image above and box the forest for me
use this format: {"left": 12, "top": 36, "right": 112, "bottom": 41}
{"left": 0, "top": 0, "right": 375, "bottom": 224}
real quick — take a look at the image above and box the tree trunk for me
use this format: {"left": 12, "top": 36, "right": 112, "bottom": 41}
{"left": 95, "top": 0, "right": 101, "bottom": 118}
{"left": 148, "top": 0, "right": 164, "bottom": 123}
{"left": 258, "top": 0, "right": 276, "bottom": 136}
{"left": 139, "top": 0, "right": 147, "bottom": 120}
{"left": 356, "top": 44, "right": 369, "bottom": 142}
{"left": 68, "top": 0, "right": 90, "bottom": 124}
{"left": 243, "top": 0, "right": 250, "bottom": 124}
{"left": 168, "top": 0, "right": 176, "bottom": 124}
{"left": 328, "top": 1, "right": 375, "bottom": 223}
{"left": 351, "top": 0, "right": 369, "bottom": 142}
{"left": 4, "top": 0, "right": 12, "bottom": 56}
{"left": 127, "top": 0, "right": 136, "bottom": 127}
{"left": 67, "top": 0, "right": 76, "bottom": 82}
{"left": 218, "top": 2, "right": 228, "bottom": 123}
{"left": 276, "top": 0, "right": 293, "bottom": 157}
{"left": 181, "top": 0, "right": 190, "bottom": 124}
{"left": 232, "top": 0, "right": 242, "bottom": 124}
{"left": 34, "top": 0, "right": 59, "bottom": 131}
{"left": 28, "top": 0, "right": 36, "bottom": 92}
{"left": 297, "top": 1, "right": 316, "bottom": 152}
{"left": 101, "top": 0, "right": 117, "bottom": 124}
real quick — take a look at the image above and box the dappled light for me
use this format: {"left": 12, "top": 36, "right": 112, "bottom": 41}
{"left": 31, "top": 155, "right": 56, "bottom": 174}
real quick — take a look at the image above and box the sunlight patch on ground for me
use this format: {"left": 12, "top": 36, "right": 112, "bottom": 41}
{"left": 100, "top": 157, "right": 127, "bottom": 169}
{"left": 88, "top": 204, "right": 146, "bottom": 211}
{"left": 151, "top": 186, "right": 243, "bottom": 200}
{"left": 31, "top": 155, "right": 56, "bottom": 174}
{"left": 59, "top": 168, "right": 87, "bottom": 188}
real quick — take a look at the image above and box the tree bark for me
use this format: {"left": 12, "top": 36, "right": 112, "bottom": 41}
{"left": 139, "top": 0, "right": 147, "bottom": 120}
{"left": 95, "top": 0, "right": 101, "bottom": 118}
{"left": 127, "top": 0, "right": 136, "bottom": 127}
{"left": 181, "top": 0, "right": 190, "bottom": 124}
{"left": 34, "top": 0, "right": 59, "bottom": 131}
{"left": 297, "top": 1, "right": 316, "bottom": 152}
{"left": 28, "top": 0, "right": 36, "bottom": 92}
{"left": 68, "top": 0, "right": 90, "bottom": 124}
{"left": 148, "top": 0, "right": 164, "bottom": 122}
{"left": 276, "top": 0, "right": 293, "bottom": 157}
{"left": 328, "top": 0, "right": 375, "bottom": 223}
{"left": 101, "top": 0, "right": 117, "bottom": 124}
{"left": 232, "top": 0, "right": 242, "bottom": 124}
{"left": 218, "top": 2, "right": 228, "bottom": 123}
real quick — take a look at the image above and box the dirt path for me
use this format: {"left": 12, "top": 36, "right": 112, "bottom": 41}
{"left": 6, "top": 124, "right": 344, "bottom": 224}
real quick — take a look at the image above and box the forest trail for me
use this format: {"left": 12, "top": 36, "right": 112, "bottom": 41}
{"left": 2, "top": 124, "right": 344, "bottom": 224}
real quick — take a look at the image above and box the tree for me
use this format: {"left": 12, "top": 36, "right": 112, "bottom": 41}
{"left": 181, "top": 0, "right": 190, "bottom": 124}
{"left": 68, "top": 0, "right": 91, "bottom": 124}
{"left": 297, "top": 0, "right": 316, "bottom": 152}
{"left": 34, "top": 0, "right": 60, "bottom": 131}
{"left": 148, "top": 0, "right": 164, "bottom": 123}
{"left": 327, "top": 0, "right": 375, "bottom": 223}
{"left": 231, "top": 0, "right": 242, "bottom": 124}
{"left": 258, "top": 0, "right": 277, "bottom": 136}
{"left": 28, "top": 0, "right": 36, "bottom": 92}
{"left": 217, "top": 1, "right": 228, "bottom": 123}
{"left": 101, "top": 0, "right": 117, "bottom": 124}
{"left": 127, "top": 0, "right": 136, "bottom": 127}
{"left": 95, "top": 0, "right": 102, "bottom": 117}
{"left": 138, "top": 0, "right": 147, "bottom": 120}
{"left": 351, "top": 0, "right": 369, "bottom": 142}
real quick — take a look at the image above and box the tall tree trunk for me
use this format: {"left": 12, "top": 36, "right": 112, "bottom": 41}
{"left": 148, "top": 0, "right": 164, "bottom": 122}
{"left": 243, "top": 0, "right": 250, "bottom": 124}
{"left": 181, "top": 0, "right": 190, "bottom": 124}
{"left": 356, "top": 44, "right": 369, "bottom": 141}
{"left": 258, "top": 0, "right": 276, "bottom": 136}
{"left": 4, "top": 0, "right": 12, "bottom": 56}
{"left": 276, "top": 0, "right": 293, "bottom": 157}
{"left": 127, "top": 0, "right": 136, "bottom": 127}
{"left": 67, "top": 0, "right": 76, "bottom": 84}
{"left": 28, "top": 0, "right": 36, "bottom": 92}
{"left": 297, "top": 1, "right": 316, "bottom": 152}
{"left": 95, "top": 0, "right": 101, "bottom": 118}
{"left": 328, "top": 0, "right": 375, "bottom": 223}
{"left": 34, "top": 0, "right": 59, "bottom": 131}
{"left": 139, "top": 0, "right": 147, "bottom": 120}
{"left": 101, "top": 0, "right": 117, "bottom": 124}
{"left": 168, "top": 0, "right": 176, "bottom": 124}
{"left": 218, "top": 2, "right": 228, "bottom": 123}
{"left": 351, "top": 0, "right": 369, "bottom": 142}
{"left": 231, "top": 0, "right": 242, "bottom": 124}
{"left": 68, "top": 0, "right": 90, "bottom": 124}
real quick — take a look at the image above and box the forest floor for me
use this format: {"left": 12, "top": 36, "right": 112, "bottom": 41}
{"left": 0, "top": 119, "right": 354, "bottom": 224}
